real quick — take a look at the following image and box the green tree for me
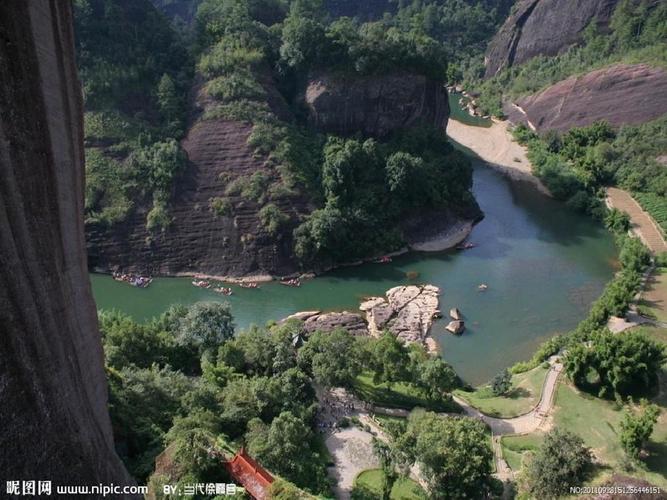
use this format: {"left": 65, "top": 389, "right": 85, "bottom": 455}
{"left": 298, "top": 329, "right": 361, "bottom": 387}
{"left": 370, "top": 332, "right": 410, "bottom": 388}
{"left": 491, "top": 368, "right": 512, "bottom": 396}
{"left": 178, "top": 302, "right": 235, "bottom": 357}
{"left": 620, "top": 402, "right": 660, "bottom": 460}
{"left": 246, "top": 411, "right": 329, "bottom": 492}
{"left": 373, "top": 438, "right": 398, "bottom": 500}
{"left": 395, "top": 410, "right": 493, "bottom": 499}
{"left": 525, "top": 428, "right": 592, "bottom": 498}
{"left": 417, "top": 357, "right": 458, "bottom": 400}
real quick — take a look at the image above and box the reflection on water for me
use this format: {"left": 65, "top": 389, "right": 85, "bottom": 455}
{"left": 91, "top": 163, "right": 616, "bottom": 385}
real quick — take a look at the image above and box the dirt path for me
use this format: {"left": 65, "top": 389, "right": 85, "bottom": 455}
{"left": 446, "top": 118, "right": 550, "bottom": 195}
{"left": 606, "top": 187, "right": 667, "bottom": 254}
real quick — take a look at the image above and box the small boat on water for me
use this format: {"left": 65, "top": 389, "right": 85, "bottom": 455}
{"left": 112, "top": 272, "right": 152, "bottom": 288}
{"left": 132, "top": 276, "right": 152, "bottom": 288}
{"left": 192, "top": 280, "right": 211, "bottom": 289}
{"left": 280, "top": 278, "right": 301, "bottom": 287}
{"left": 214, "top": 287, "right": 233, "bottom": 296}
{"left": 456, "top": 242, "right": 476, "bottom": 250}
{"left": 239, "top": 282, "right": 259, "bottom": 289}
{"left": 478, "top": 283, "right": 488, "bottom": 291}
{"left": 375, "top": 255, "right": 392, "bottom": 263}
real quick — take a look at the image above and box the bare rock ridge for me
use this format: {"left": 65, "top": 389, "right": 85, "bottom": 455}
{"left": 87, "top": 78, "right": 310, "bottom": 278}
{"left": 0, "top": 0, "right": 133, "bottom": 487}
{"left": 305, "top": 72, "right": 449, "bottom": 138}
{"left": 485, "top": 0, "right": 620, "bottom": 78}
{"left": 285, "top": 284, "right": 441, "bottom": 346}
{"left": 504, "top": 64, "right": 667, "bottom": 132}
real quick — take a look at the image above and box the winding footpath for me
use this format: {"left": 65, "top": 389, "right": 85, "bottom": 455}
{"left": 606, "top": 187, "right": 667, "bottom": 254}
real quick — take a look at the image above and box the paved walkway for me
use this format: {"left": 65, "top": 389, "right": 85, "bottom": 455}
{"left": 606, "top": 187, "right": 667, "bottom": 254}
{"left": 452, "top": 358, "right": 562, "bottom": 436}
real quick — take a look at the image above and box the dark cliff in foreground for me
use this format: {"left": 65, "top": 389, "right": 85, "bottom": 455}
{"left": 504, "top": 63, "right": 667, "bottom": 132}
{"left": 485, "top": 0, "right": 620, "bottom": 77}
{"left": 0, "top": 0, "right": 132, "bottom": 487}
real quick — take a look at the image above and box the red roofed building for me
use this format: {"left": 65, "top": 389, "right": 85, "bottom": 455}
{"left": 224, "top": 448, "right": 274, "bottom": 500}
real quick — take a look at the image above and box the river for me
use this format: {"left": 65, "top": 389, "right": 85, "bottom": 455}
{"left": 91, "top": 157, "right": 617, "bottom": 385}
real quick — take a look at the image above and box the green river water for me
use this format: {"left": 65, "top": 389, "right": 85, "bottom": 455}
{"left": 91, "top": 102, "right": 617, "bottom": 385}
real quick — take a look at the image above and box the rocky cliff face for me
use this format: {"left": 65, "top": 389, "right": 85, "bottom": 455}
{"left": 504, "top": 64, "right": 667, "bottom": 132}
{"left": 485, "top": 0, "right": 620, "bottom": 77}
{"left": 305, "top": 72, "right": 449, "bottom": 138}
{"left": 87, "top": 79, "right": 311, "bottom": 278}
{"left": 0, "top": 0, "right": 133, "bottom": 487}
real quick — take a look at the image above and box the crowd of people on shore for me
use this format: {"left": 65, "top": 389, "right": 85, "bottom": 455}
{"left": 316, "top": 392, "right": 373, "bottom": 435}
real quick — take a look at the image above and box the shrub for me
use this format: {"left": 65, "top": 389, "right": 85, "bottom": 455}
{"left": 146, "top": 200, "right": 172, "bottom": 233}
{"left": 209, "top": 197, "right": 233, "bottom": 217}
{"left": 259, "top": 203, "right": 289, "bottom": 236}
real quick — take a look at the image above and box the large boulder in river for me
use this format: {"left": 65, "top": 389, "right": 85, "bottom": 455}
{"left": 304, "top": 72, "right": 449, "bottom": 138}
{"left": 284, "top": 311, "right": 369, "bottom": 336}
{"left": 364, "top": 285, "right": 441, "bottom": 344}
{"left": 485, "top": 0, "right": 620, "bottom": 77}
{"left": 446, "top": 320, "right": 465, "bottom": 335}
{"left": 504, "top": 64, "right": 667, "bottom": 132}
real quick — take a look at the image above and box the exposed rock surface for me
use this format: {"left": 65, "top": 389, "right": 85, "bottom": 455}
{"left": 87, "top": 76, "right": 311, "bottom": 278}
{"left": 0, "top": 0, "right": 133, "bottom": 486}
{"left": 363, "top": 285, "right": 441, "bottom": 343}
{"left": 305, "top": 72, "right": 449, "bottom": 138}
{"left": 485, "top": 0, "right": 620, "bottom": 77}
{"left": 446, "top": 320, "right": 466, "bottom": 335}
{"left": 284, "top": 311, "right": 369, "bottom": 336}
{"left": 284, "top": 285, "right": 441, "bottom": 345}
{"left": 504, "top": 64, "right": 667, "bottom": 132}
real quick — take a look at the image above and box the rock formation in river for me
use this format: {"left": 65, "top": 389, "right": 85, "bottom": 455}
{"left": 484, "top": 0, "right": 621, "bottom": 77}
{"left": 284, "top": 285, "right": 441, "bottom": 346}
{"left": 503, "top": 63, "right": 667, "bottom": 132}
{"left": 305, "top": 72, "right": 450, "bottom": 138}
{"left": 0, "top": 0, "right": 133, "bottom": 487}
{"left": 361, "top": 285, "right": 441, "bottom": 344}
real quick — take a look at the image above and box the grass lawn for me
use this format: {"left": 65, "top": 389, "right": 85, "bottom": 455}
{"left": 500, "top": 433, "right": 544, "bottom": 471}
{"left": 353, "top": 372, "right": 461, "bottom": 413}
{"left": 631, "top": 325, "right": 667, "bottom": 346}
{"left": 453, "top": 365, "right": 548, "bottom": 417}
{"left": 552, "top": 378, "right": 667, "bottom": 489}
{"left": 638, "top": 267, "right": 667, "bottom": 322}
{"left": 353, "top": 469, "right": 426, "bottom": 499}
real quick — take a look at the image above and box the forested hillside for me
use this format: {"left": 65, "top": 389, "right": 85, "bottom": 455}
{"left": 80, "top": 0, "right": 491, "bottom": 277}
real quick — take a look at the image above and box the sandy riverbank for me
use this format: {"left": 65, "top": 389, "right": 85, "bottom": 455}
{"left": 408, "top": 220, "right": 474, "bottom": 252}
{"left": 447, "top": 118, "right": 550, "bottom": 196}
